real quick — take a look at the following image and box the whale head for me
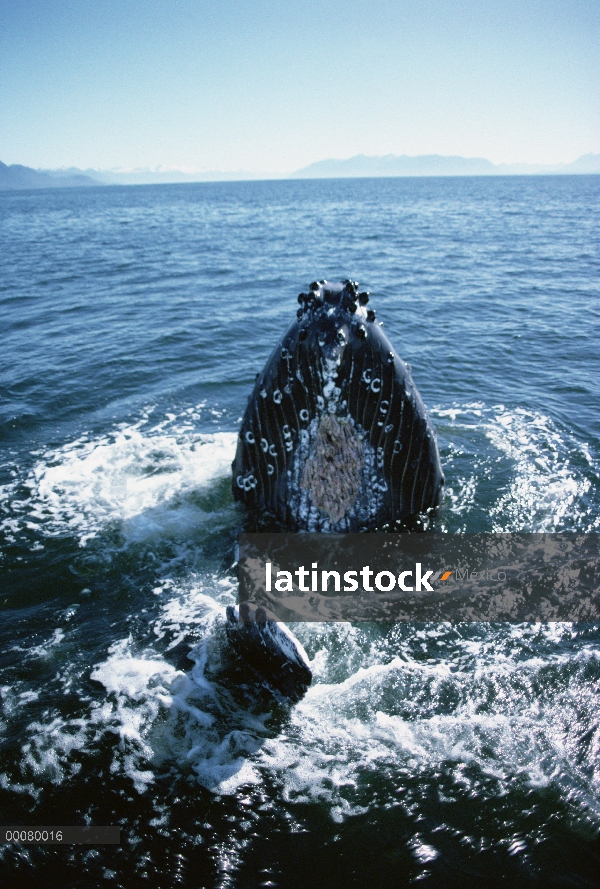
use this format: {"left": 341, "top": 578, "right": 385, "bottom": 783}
{"left": 233, "top": 280, "right": 444, "bottom": 531}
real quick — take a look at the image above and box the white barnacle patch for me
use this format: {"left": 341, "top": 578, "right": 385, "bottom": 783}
{"left": 260, "top": 438, "right": 268, "bottom": 452}
{"left": 393, "top": 440, "right": 403, "bottom": 453}
{"left": 273, "top": 389, "right": 282, "bottom": 404}
{"left": 260, "top": 387, "right": 268, "bottom": 399}
{"left": 267, "top": 464, "right": 274, "bottom": 475}
{"left": 362, "top": 369, "right": 372, "bottom": 385}
{"left": 237, "top": 473, "right": 257, "bottom": 491}
{"left": 268, "top": 444, "right": 277, "bottom": 457}
{"left": 245, "top": 431, "right": 255, "bottom": 444}
{"left": 325, "top": 385, "right": 341, "bottom": 408}
{"left": 323, "top": 379, "right": 336, "bottom": 401}
{"left": 318, "top": 342, "right": 344, "bottom": 412}
{"left": 370, "top": 378, "right": 381, "bottom": 393}
{"left": 299, "top": 408, "right": 310, "bottom": 422}
{"left": 282, "top": 425, "right": 294, "bottom": 453}
{"left": 300, "top": 415, "right": 364, "bottom": 523}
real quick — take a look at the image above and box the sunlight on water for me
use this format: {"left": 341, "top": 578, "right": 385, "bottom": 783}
{"left": 1, "top": 177, "right": 599, "bottom": 886}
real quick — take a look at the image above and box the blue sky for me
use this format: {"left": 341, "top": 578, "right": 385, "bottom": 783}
{"left": 0, "top": 0, "right": 598, "bottom": 172}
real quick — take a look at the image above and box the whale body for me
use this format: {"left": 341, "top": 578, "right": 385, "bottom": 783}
{"left": 232, "top": 280, "right": 444, "bottom": 531}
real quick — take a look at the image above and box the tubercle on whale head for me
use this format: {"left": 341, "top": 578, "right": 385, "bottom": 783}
{"left": 295, "top": 280, "right": 369, "bottom": 334}
{"left": 291, "top": 281, "right": 370, "bottom": 366}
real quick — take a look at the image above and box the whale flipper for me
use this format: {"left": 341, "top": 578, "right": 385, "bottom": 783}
{"left": 225, "top": 604, "right": 312, "bottom": 701}
{"left": 233, "top": 280, "right": 444, "bottom": 530}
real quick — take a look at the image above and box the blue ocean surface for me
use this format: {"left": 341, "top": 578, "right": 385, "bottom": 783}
{"left": 0, "top": 176, "right": 599, "bottom": 887}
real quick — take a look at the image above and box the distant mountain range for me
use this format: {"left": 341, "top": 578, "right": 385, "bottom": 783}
{"left": 292, "top": 153, "right": 600, "bottom": 179}
{"left": 0, "top": 162, "right": 258, "bottom": 190}
{"left": 0, "top": 161, "right": 99, "bottom": 190}
{"left": 1, "top": 153, "right": 599, "bottom": 191}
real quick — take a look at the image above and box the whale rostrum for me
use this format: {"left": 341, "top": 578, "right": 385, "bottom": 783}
{"left": 232, "top": 280, "right": 444, "bottom": 531}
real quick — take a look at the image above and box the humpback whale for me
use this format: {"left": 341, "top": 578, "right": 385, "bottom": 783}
{"left": 232, "top": 280, "right": 444, "bottom": 531}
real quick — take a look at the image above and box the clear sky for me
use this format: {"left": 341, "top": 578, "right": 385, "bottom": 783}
{"left": 0, "top": 0, "right": 598, "bottom": 173}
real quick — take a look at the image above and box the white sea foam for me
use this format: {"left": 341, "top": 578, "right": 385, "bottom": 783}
{"left": 4, "top": 572, "right": 600, "bottom": 822}
{"left": 2, "top": 402, "right": 599, "bottom": 820}
{"left": 93, "top": 606, "right": 600, "bottom": 811}
{"left": 253, "top": 628, "right": 600, "bottom": 818}
{"left": 0, "top": 412, "right": 238, "bottom": 546}
{"left": 485, "top": 408, "right": 594, "bottom": 530}
{"left": 433, "top": 403, "right": 598, "bottom": 531}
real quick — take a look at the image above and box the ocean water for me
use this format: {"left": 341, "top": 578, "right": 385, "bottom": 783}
{"left": 0, "top": 175, "right": 599, "bottom": 888}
